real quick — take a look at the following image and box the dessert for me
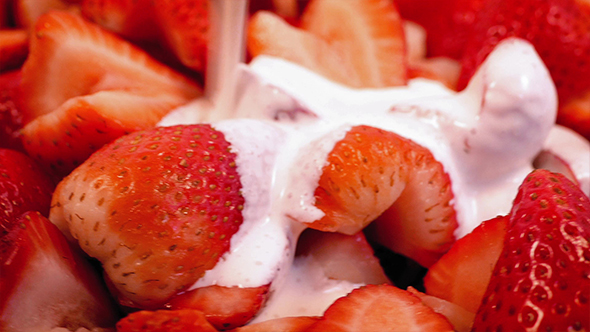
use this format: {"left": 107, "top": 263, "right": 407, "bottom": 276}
{"left": 1, "top": 0, "right": 589, "bottom": 331}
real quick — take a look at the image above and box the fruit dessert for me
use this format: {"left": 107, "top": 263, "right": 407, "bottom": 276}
{"left": 1, "top": 0, "right": 590, "bottom": 331}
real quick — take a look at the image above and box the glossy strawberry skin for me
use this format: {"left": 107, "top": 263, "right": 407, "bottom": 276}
{"left": 0, "top": 148, "right": 55, "bottom": 229}
{"left": 473, "top": 170, "right": 590, "bottom": 332}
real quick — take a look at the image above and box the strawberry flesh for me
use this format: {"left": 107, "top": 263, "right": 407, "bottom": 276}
{"left": 0, "top": 71, "right": 25, "bottom": 152}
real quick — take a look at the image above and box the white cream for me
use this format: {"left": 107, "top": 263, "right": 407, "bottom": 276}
{"left": 157, "top": 38, "right": 589, "bottom": 321}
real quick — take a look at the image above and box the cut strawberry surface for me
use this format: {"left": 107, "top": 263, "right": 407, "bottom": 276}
{"left": 407, "top": 287, "right": 475, "bottom": 332}
{"left": 424, "top": 215, "right": 508, "bottom": 313}
{"left": 0, "top": 149, "right": 55, "bottom": 228}
{"left": 0, "top": 211, "right": 118, "bottom": 331}
{"left": 472, "top": 170, "right": 590, "bottom": 332}
{"left": 301, "top": 0, "right": 407, "bottom": 87}
{"left": 13, "top": 0, "right": 77, "bottom": 28}
{"left": 167, "top": 284, "right": 270, "bottom": 330}
{"left": 558, "top": 89, "right": 590, "bottom": 140}
{"left": 306, "top": 284, "right": 454, "bottom": 332}
{"left": 310, "top": 125, "right": 457, "bottom": 267}
{"left": 50, "top": 124, "right": 245, "bottom": 308}
{"left": 0, "top": 29, "right": 28, "bottom": 72}
{"left": 232, "top": 316, "right": 320, "bottom": 332}
{"left": 81, "top": 0, "right": 159, "bottom": 41}
{"left": 117, "top": 309, "right": 217, "bottom": 332}
{"left": 0, "top": 70, "right": 25, "bottom": 152}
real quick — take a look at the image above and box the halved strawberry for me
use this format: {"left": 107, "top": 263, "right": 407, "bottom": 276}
{"left": 407, "top": 287, "right": 475, "bottom": 332}
{"left": 306, "top": 284, "right": 454, "bottom": 332}
{"left": 308, "top": 125, "right": 457, "bottom": 268}
{"left": 19, "top": 11, "right": 201, "bottom": 176}
{"left": 116, "top": 309, "right": 217, "bottom": 332}
{"left": 300, "top": 0, "right": 407, "bottom": 87}
{"left": 13, "top": 0, "right": 78, "bottom": 28}
{"left": 50, "top": 124, "right": 245, "bottom": 308}
{"left": 232, "top": 316, "right": 320, "bottom": 332}
{"left": 153, "top": 0, "right": 208, "bottom": 72}
{"left": 472, "top": 169, "right": 590, "bottom": 331}
{"left": 0, "top": 29, "right": 28, "bottom": 72}
{"left": 557, "top": 89, "right": 590, "bottom": 140}
{"left": 0, "top": 70, "right": 25, "bottom": 152}
{"left": 0, "top": 211, "right": 118, "bottom": 331}
{"left": 167, "top": 284, "right": 270, "bottom": 330}
{"left": 423, "top": 215, "right": 508, "bottom": 313}
{"left": 296, "top": 229, "right": 390, "bottom": 285}
{"left": 0, "top": 148, "right": 55, "bottom": 228}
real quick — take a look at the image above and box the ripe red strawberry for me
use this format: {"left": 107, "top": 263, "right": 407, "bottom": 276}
{"left": 0, "top": 29, "right": 28, "bottom": 72}
{"left": 0, "top": 149, "right": 55, "bottom": 228}
{"left": 309, "top": 125, "right": 457, "bottom": 268}
{"left": 306, "top": 284, "right": 454, "bottom": 332}
{"left": 153, "top": 0, "right": 208, "bottom": 72}
{"left": 18, "top": 11, "right": 202, "bottom": 176}
{"left": 472, "top": 169, "right": 590, "bottom": 332}
{"left": 117, "top": 309, "right": 217, "bottom": 332}
{"left": 457, "top": 0, "right": 590, "bottom": 118}
{"left": 557, "top": 89, "right": 590, "bottom": 140}
{"left": 0, "top": 70, "right": 25, "bottom": 152}
{"left": 13, "top": 0, "right": 78, "bottom": 28}
{"left": 0, "top": 211, "right": 118, "bottom": 331}
{"left": 81, "top": 0, "right": 159, "bottom": 41}
{"left": 407, "top": 287, "right": 475, "bottom": 332}
{"left": 50, "top": 124, "right": 245, "bottom": 308}
{"left": 295, "top": 229, "right": 390, "bottom": 285}
{"left": 233, "top": 316, "right": 320, "bottom": 332}
{"left": 166, "top": 284, "right": 270, "bottom": 330}
{"left": 424, "top": 215, "right": 508, "bottom": 313}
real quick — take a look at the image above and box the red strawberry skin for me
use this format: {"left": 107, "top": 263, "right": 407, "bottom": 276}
{"left": 472, "top": 169, "right": 590, "bottom": 332}
{"left": 0, "top": 148, "right": 55, "bottom": 228}
{"left": 116, "top": 309, "right": 217, "bottom": 332}
{"left": 0, "top": 70, "right": 24, "bottom": 152}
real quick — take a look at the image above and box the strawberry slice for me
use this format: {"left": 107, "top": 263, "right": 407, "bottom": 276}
{"left": 233, "top": 316, "right": 320, "bottom": 332}
{"left": 423, "top": 215, "right": 508, "bottom": 313}
{"left": 306, "top": 284, "right": 454, "bottom": 332}
{"left": 18, "top": 11, "right": 201, "bottom": 176}
{"left": 13, "top": 0, "right": 78, "bottom": 28}
{"left": 50, "top": 124, "right": 245, "bottom": 308}
{"left": 153, "top": 0, "right": 208, "bottom": 72}
{"left": 472, "top": 169, "right": 590, "bottom": 332}
{"left": 300, "top": 0, "right": 407, "bottom": 87}
{"left": 407, "top": 287, "right": 475, "bottom": 332}
{"left": 0, "top": 148, "right": 55, "bottom": 228}
{"left": 0, "top": 29, "right": 28, "bottom": 72}
{"left": 309, "top": 125, "right": 457, "bottom": 267}
{"left": 166, "top": 284, "right": 270, "bottom": 330}
{"left": 557, "top": 89, "right": 590, "bottom": 140}
{"left": 117, "top": 309, "right": 217, "bottom": 332}
{"left": 0, "top": 211, "right": 118, "bottom": 331}
{"left": 0, "top": 71, "right": 25, "bottom": 152}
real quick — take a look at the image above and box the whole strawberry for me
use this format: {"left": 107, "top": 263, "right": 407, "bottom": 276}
{"left": 50, "top": 124, "right": 244, "bottom": 308}
{"left": 472, "top": 169, "right": 590, "bottom": 332}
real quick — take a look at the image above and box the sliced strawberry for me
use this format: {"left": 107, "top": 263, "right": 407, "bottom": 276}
{"left": 557, "top": 89, "right": 590, "bottom": 140}
{"left": 247, "top": 10, "right": 361, "bottom": 87}
{"left": 232, "top": 316, "right": 320, "bottom": 332}
{"left": 116, "top": 309, "right": 217, "bottom": 332}
{"left": 153, "top": 0, "right": 208, "bottom": 72}
{"left": 80, "top": 0, "right": 159, "bottom": 40}
{"left": 473, "top": 170, "right": 590, "bottom": 331}
{"left": 308, "top": 125, "right": 457, "bottom": 267}
{"left": 0, "top": 211, "right": 118, "bottom": 331}
{"left": 22, "top": 90, "right": 189, "bottom": 176}
{"left": 306, "top": 284, "right": 454, "bottom": 332}
{"left": 407, "top": 287, "right": 475, "bottom": 332}
{"left": 0, "top": 70, "right": 25, "bottom": 152}
{"left": 13, "top": 0, "right": 78, "bottom": 28}
{"left": 300, "top": 0, "right": 407, "bottom": 87}
{"left": 0, "top": 29, "right": 28, "bottom": 72}
{"left": 423, "top": 215, "right": 508, "bottom": 313}
{"left": 407, "top": 57, "right": 461, "bottom": 91}
{"left": 0, "top": 149, "right": 55, "bottom": 228}
{"left": 167, "top": 284, "right": 270, "bottom": 330}
{"left": 296, "top": 229, "right": 390, "bottom": 285}
{"left": 50, "top": 124, "right": 245, "bottom": 308}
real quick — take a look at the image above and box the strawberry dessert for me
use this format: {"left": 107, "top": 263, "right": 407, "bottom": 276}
{"left": 1, "top": 0, "right": 589, "bottom": 331}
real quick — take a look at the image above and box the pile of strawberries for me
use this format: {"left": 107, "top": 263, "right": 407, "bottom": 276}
{"left": 1, "top": 0, "right": 589, "bottom": 331}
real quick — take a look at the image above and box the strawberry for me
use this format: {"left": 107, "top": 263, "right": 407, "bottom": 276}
{"left": 0, "top": 211, "right": 118, "bottom": 331}
{"left": 50, "top": 124, "right": 245, "bottom": 308}
{"left": 557, "top": 89, "right": 590, "bottom": 140}
{"left": 18, "top": 11, "right": 202, "bottom": 176}
{"left": 166, "top": 284, "right": 271, "bottom": 330}
{"left": 153, "top": 0, "right": 208, "bottom": 72}
{"left": 81, "top": 0, "right": 159, "bottom": 41}
{"left": 232, "top": 316, "right": 320, "bottom": 332}
{"left": 0, "top": 148, "right": 55, "bottom": 228}
{"left": 423, "top": 215, "right": 508, "bottom": 313}
{"left": 0, "top": 70, "right": 25, "bottom": 151}
{"left": 116, "top": 309, "right": 217, "bottom": 332}
{"left": 407, "top": 287, "right": 475, "bottom": 332}
{"left": 472, "top": 169, "right": 590, "bottom": 332}
{"left": 13, "top": 0, "right": 78, "bottom": 28}
{"left": 295, "top": 229, "right": 390, "bottom": 285}
{"left": 0, "top": 29, "right": 28, "bottom": 72}
{"left": 457, "top": 0, "right": 590, "bottom": 138}
{"left": 306, "top": 284, "right": 454, "bottom": 332}
{"left": 308, "top": 125, "right": 457, "bottom": 268}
